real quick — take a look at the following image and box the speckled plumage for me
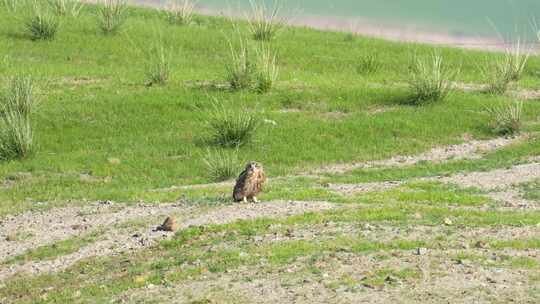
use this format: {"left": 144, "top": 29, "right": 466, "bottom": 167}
{"left": 233, "top": 162, "right": 266, "bottom": 202}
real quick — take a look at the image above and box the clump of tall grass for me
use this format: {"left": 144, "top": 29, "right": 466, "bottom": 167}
{"left": 407, "top": 53, "right": 456, "bottom": 104}
{"left": 483, "top": 40, "right": 529, "bottom": 95}
{"left": 356, "top": 54, "right": 381, "bottom": 75}
{"left": 226, "top": 35, "right": 255, "bottom": 90}
{"left": 248, "top": 0, "right": 285, "bottom": 41}
{"left": 203, "top": 149, "right": 240, "bottom": 182}
{"left": 0, "top": 76, "right": 36, "bottom": 160}
{"left": 206, "top": 102, "right": 259, "bottom": 148}
{"left": 485, "top": 100, "right": 523, "bottom": 135}
{"left": 98, "top": 0, "right": 127, "bottom": 35}
{"left": 255, "top": 44, "right": 278, "bottom": 93}
{"left": 144, "top": 40, "right": 173, "bottom": 86}
{"left": 25, "top": 3, "right": 59, "bottom": 40}
{"left": 164, "top": 0, "right": 197, "bottom": 26}
{"left": 48, "top": 0, "right": 84, "bottom": 17}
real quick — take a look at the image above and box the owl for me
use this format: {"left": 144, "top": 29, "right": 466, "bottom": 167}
{"left": 233, "top": 161, "right": 267, "bottom": 203}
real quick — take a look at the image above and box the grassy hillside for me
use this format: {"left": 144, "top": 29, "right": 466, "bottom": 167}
{"left": 0, "top": 2, "right": 539, "bottom": 216}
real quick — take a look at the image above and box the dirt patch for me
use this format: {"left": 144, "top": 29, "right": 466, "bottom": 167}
{"left": 0, "top": 201, "right": 337, "bottom": 280}
{"left": 440, "top": 163, "right": 540, "bottom": 190}
{"left": 329, "top": 162, "right": 540, "bottom": 209}
{"left": 314, "top": 135, "right": 524, "bottom": 174}
{"left": 118, "top": 246, "right": 539, "bottom": 304}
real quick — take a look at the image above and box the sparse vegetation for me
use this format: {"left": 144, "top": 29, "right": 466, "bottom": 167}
{"left": 483, "top": 41, "right": 529, "bottom": 95}
{"left": 164, "top": 0, "right": 197, "bottom": 26}
{"left": 206, "top": 102, "right": 259, "bottom": 148}
{"left": 203, "top": 148, "right": 240, "bottom": 181}
{"left": 0, "top": 0, "right": 25, "bottom": 13}
{"left": 47, "top": 0, "right": 84, "bottom": 17}
{"left": 0, "top": 76, "right": 36, "bottom": 160}
{"left": 25, "top": 2, "right": 59, "bottom": 40}
{"left": 407, "top": 53, "right": 456, "bottom": 104}
{"left": 255, "top": 43, "right": 279, "bottom": 93}
{"left": 98, "top": 0, "right": 127, "bottom": 35}
{"left": 357, "top": 54, "right": 381, "bottom": 75}
{"left": 226, "top": 34, "right": 255, "bottom": 90}
{"left": 144, "top": 39, "right": 173, "bottom": 86}
{"left": 248, "top": 0, "right": 285, "bottom": 41}
{"left": 485, "top": 100, "right": 523, "bottom": 135}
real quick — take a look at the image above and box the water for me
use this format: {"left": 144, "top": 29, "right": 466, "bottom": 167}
{"left": 136, "top": 0, "right": 540, "bottom": 47}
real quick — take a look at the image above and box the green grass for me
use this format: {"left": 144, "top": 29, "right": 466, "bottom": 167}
{"left": 0, "top": 2, "right": 539, "bottom": 217}
{"left": 4, "top": 230, "right": 103, "bottom": 265}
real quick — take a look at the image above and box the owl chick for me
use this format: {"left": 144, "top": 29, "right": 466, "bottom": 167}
{"left": 233, "top": 161, "right": 267, "bottom": 203}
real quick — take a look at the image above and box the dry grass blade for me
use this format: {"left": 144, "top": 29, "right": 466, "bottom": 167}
{"left": 408, "top": 53, "right": 456, "bottom": 104}
{"left": 47, "top": 0, "right": 85, "bottom": 17}
{"left": 485, "top": 100, "right": 523, "bottom": 135}
{"left": 226, "top": 32, "right": 255, "bottom": 90}
{"left": 248, "top": 0, "right": 286, "bottom": 41}
{"left": 255, "top": 43, "right": 279, "bottom": 93}
{"left": 98, "top": 0, "right": 127, "bottom": 34}
{"left": 164, "top": 0, "right": 197, "bottom": 25}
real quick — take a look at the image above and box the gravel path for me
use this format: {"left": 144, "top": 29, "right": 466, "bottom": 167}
{"left": 0, "top": 200, "right": 336, "bottom": 280}
{"left": 329, "top": 162, "right": 540, "bottom": 208}
{"left": 314, "top": 135, "right": 524, "bottom": 174}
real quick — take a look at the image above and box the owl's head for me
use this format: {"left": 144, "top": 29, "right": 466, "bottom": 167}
{"left": 245, "top": 161, "right": 262, "bottom": 173}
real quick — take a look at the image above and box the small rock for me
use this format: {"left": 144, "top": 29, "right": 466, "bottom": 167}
{"left": 99, "top": 200, "right": 113, "bottom": 205}
{"left": 414, "top": 248, "right": 428, "bottom": 255}
{"left": 443, "top": 218, "right": 453, "bottom": 225}
{"left": 474, "top": 240, "right": 488, "bottom": 249}
{"left": 157, "top": 216, "right": 177, "bottom": 232}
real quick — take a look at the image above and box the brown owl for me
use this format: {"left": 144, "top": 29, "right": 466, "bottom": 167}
{"left": 233, "top": 161, "right": 267, "bottom": 203}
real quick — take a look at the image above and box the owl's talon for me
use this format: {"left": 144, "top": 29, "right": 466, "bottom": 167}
{"left": 243, "top": 197, "right": 248, "bottom": 203}
{"left": 253, "top": 197, "right": 259, "bottom": 203}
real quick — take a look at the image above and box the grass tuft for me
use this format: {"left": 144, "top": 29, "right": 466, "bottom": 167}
{"left": 47, "top": 0, "right": 84, "bottom": 17}
{"left": 248, "top": 0, "right": 285, "bottom": 41}
{"left": 144, "top": 39, "right": 173, "bottom": 86}
{"left": 226, "top": 33, "right": 255, "bottom": 90}
{"left": 0, "top": 76, "right": 36, "bottom": 160}
{"left": 255, "top": 43, "right": 279, "bottom": 93}
{"left": 98, "top": 0, "right": 127, "bottom": 35}
{"left": 164, "top": 0, "right": 197, "bottom": 26}
{"left": 357, "top": 54, "right": 382, "bottom": 75}
{"left": 485, "top": 100, "right": 523, "bottom": 135}
{"left": 407, "top": 53, "right": 456, "bottom": 105}
{"left": 206, "top": 102, "right": 259, "bottom": 148}
{"left": 203, "top": 149, "right": 240, "bottom": 182}
{"left": 25, "top": 2, "right": 59, "bottom": 41}
{"left": 484, "top": 40, "right": 529, "bottom": 95}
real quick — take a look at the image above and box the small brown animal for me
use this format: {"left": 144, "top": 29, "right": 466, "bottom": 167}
{"left": 233, "top": 161, "right": 266, "bottom": 203}
{"left": 157, "top": 216, "right": 176, "bottom": 232}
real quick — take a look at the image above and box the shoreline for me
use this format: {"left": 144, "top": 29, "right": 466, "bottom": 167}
{"left": 124, "top": 0, "right": 538, "bottom": 53}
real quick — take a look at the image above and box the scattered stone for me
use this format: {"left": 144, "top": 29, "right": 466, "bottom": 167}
{"left": 415, "top": 248, "right": 428, "bottom": 255}
{"left": 474, "top": 240, "right": 488, "bottom": 249}
{"left": 443, "top": 218, "right": 453, "bottom": 226}
{"left": 98, "top": 200, "right": 113, "bottom": 206}
{"left": 157, "top": 216, "right": 177, "bottom": 232}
